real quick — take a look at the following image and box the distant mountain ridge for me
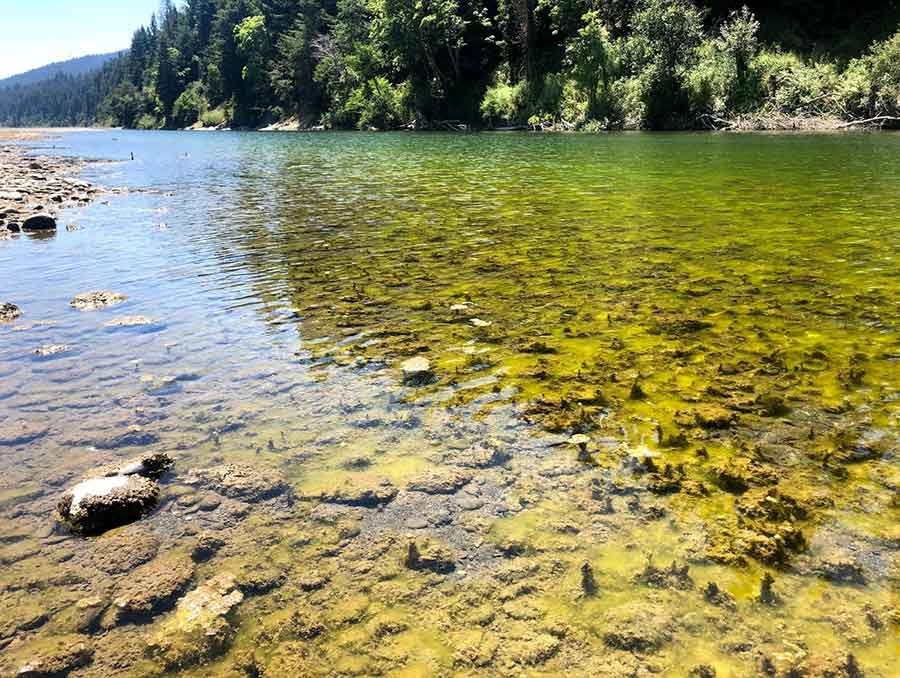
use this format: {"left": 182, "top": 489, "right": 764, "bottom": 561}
{"left": 0, "top": 52, "right": 125, "bottom": 89}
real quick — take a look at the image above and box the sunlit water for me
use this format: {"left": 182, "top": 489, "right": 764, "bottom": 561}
{"left": 0, "top": 131, "right": 898, "bottom": 677}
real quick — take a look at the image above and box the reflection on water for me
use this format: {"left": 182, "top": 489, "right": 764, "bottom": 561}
{"left": 0, "top": 131, "right": 898, "bottom": 677}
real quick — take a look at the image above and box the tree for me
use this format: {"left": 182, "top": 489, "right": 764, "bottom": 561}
{"left": 234, "top": 14, "right": 271, "bottom": 121}
{"left": 627, "top": 0, "right": 704, "bottom": 128}
{"left": 718, "top": 5, "right": 760, "bottom": 110}
{"left": 566, "top": 10, "right": 619, "bottom": 120}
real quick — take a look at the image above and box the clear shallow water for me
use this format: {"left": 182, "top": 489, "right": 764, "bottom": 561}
{"left": 0, "top": 131, "right": 898, "bottom": 677}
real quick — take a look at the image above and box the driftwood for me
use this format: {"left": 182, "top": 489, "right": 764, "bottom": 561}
{"left": 837, "top": 116, "right": 900, "bottom": 128}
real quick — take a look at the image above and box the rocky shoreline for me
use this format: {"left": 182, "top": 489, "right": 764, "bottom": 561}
{"left": 0, "top": 130, "right": 102, "bottom": 237}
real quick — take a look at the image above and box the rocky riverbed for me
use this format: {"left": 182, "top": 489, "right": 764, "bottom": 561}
{"left": 0, "top": 129, "right": 897, "bottom": 678}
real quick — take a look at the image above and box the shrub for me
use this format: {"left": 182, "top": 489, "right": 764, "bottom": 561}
{"left": 199, "top": 107, "right": 227, "bottom": 128}
{"left": 754, "top": 50, "right": 840, "bottom": 115}
{"left": 346, "top": 77, "right": 411, "bottom": 129}
{"left": 135, "top": 113, "right": 160, "bottom": 130}
{"left": 480, "top": 80, "right": 526, "bottom": 126}
{"left": 171, "top": 82, "right": 209, "bottom": 128}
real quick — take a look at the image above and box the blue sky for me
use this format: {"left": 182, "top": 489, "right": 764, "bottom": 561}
{"left": 0, "top": 0, "right": 163, "bottom": 78}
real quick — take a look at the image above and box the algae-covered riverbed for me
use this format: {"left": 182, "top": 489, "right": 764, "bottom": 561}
{"left": 0, "top": 131, "right": 898, "bottom": 677}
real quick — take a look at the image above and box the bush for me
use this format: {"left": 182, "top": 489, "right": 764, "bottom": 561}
{"left": 346, "top": 77, "right": 411, "bottom": 129}
{"left": 135, "top": 113, "right": 160, "bottom": 130}
{"left": 865, "top": 29, "right": 900, "bottom": 116}
{"left": 171, "top": 82, "right": 209, "bottom": 128}
{"left": 199, "top": 107, "right": 227, "bottom": 128}
{"left": 480, "top": 80, "right": 526, "bottom": 126}
{"left": 755, "top": 50, "right": 840, "bottom": 115}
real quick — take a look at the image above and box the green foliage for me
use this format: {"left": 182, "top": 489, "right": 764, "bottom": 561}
{"left": 345, "top": 77, "right": 411, "bottom": 129}
{"left": 172, "top": 82, "right": 209, "bottom": 127}
{"left": 865, "top": 29, "right": 900, "bottom": 116}
{"left": 199, "top": 106, "right": 228, "bottom": 127}
{"left": 754, "top": 50, "right": 840, "bottom": 115}
{"left": 2, "top": 0, "right": 899, "bottom": 130}
{"left": 135, "top": 113, "right": 161, "bottom": 129}
{"left": 626, "top": 0, "right": 705, "bottom": 128}
{"left": 566, "top": 11, "right": 620, "bottom": 121}
{"left": 480, "top": 80, "right": 526, "bottom": 126}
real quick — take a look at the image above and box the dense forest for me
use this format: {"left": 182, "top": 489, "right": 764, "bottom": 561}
{"left": 1, "top": 0, "right": 899, "bottom": 130}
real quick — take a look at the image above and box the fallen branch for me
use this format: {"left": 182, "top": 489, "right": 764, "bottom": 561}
{"left": 837, "top": 116, "right": 900, "bottom": 128}
{"left": 698, "top": 113, "right": 736, "bottom": 130}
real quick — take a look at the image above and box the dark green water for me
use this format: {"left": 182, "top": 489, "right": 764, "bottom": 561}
{"left": 0, "top": 131, "right": 897, "bottom": 677}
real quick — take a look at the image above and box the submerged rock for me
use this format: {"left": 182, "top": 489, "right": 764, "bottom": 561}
{"left": 89, "top": 529, "right": 160, "bottom": 574}
{"left": 710, "top": 457, "right": 778, "bottom": 493}
{"left": 401, "top": 357, "right": 434, "bottom": 386}
{"left": 633, "top": 558, "right": 694, "bottom": 590}
{"left": 1, "top": 302, "right": 21, "bottom": 322}
{"left": 404, "top": 539, "right": 456, "bottom": 574}
{"left": 602, "top": 603, "right": 674, "bottom": 652}
{"left": 199, "top": 464, "right": 290, "bottom": 502}
{"left": 110, "top": 552, "right": 195, "bottom": 621}
{"left": 33, "top": 344, "right": 71, "bottom": 358}
{"left": 651, "top": 315, "right": 713, "bottom": 335}
{"left": 317, "top": 478, "right": 397, "bottom": 507}
{"left": 406, "top": 468, "right": 472, "bottom": 494}
{"left": 93, "top": 428, "right": 160, "bottom": 450}
{"left": 15, "top": 635, "right": 93, "bottom": 677}
{"left": 148, "top": 573, "right": 243, "bottom": 669}
{"left": 104, "top": 315, "right": 158, "bottom": 328}
{"left": 191, "top": 533, "right": 225, "bottom": 562}
{"left": 0, "top": 420, "right": 48, "bottom": 447}
{"left": 69, "top": 291, "right": 127, "bottom": 311}
{"left": 703, "top": 581, "right": 736, "bottom": 610}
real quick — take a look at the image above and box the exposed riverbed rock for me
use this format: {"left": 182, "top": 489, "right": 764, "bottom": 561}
{"left": 148, "top": 573, "right": 244, "bottom": 669}
{"left": 401, "top": 356, "right": 435, "bottom": 386}
{"left": 315, "top": 478, "right": 397, "bottom": 507}
{"left": 33, "top": 344, "right": 71, "bottom": 358}
{"left": 21, "top": 214, "right": 57, "bottom": 231}
{"left": 1, "top": 302, "right": 21, "bottom": 322}
{"left": 69, "top": 291, "right": 128, "bottom": 311}
{"left": 59, "top": 475, "right": 160, "bottom": 535}
{"left": 58, "top": 452, "right": 174, "bottom": 534}
{"left": 104, "top": 315, "right": 158, "bottom": 328}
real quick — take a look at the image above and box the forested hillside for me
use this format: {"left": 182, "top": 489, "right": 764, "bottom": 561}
{"left": 0, "top": 52, "right": 124, "bottom": 89}
{"left": 1, "top": 0, "right": 898, "bottom": 130}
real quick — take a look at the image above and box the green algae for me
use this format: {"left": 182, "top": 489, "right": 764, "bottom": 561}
{"left": 1, "top": 131, "right": 898, "bottom": 676}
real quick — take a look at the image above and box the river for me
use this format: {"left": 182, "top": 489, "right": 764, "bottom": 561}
{"left": 0, "top": 130, "right": 898, "bottom": 677}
